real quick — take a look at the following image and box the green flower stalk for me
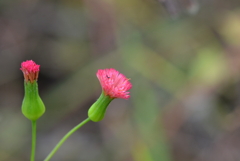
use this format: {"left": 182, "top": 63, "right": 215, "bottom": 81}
{"left": 20, "top": 60, "right": 45, "bottom": 161}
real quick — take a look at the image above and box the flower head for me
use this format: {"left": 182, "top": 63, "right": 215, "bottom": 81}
{"left": 97, "top": 68, "right": 132, "bottom": 99}
{"left": 20, "top": 60, "right": 45, "bottom": 121}
{"left": 88, "top": 68, "right": 132, "bottom": 122}
{"left": 20, "top": 60, "right": 40, "bottom": 83}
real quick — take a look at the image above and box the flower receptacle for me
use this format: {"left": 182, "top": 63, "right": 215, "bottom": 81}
{"left": 88, "top": 92, "right": 113, "bottom": 122}
{"left": 22, "top": 81, "right": 45, "bottom": 121}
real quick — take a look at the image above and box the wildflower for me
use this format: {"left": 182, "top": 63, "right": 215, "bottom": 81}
{"left": 88, "top": 68, "right": 132, "bottom": 122}
{"left": 20, "top": 60, "right": 45, "bottom": 121}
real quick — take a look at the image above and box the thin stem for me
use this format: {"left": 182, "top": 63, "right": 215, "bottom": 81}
{"left": 31, "top": 121, "right": 37, "bottom": 161}
{"left": 44, "top": 118, "right": 91, "bottom": 161}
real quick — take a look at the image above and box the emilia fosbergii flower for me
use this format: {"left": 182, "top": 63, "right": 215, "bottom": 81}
{"left": 88, "top": 68, "right": 132, "bottom": 122}
{"left": 44, "top": 68, "right": 132, "bottom": 161}
{"left": 18, "top": 60, "right": 132, "bottom": 161}
{"left": 20, "top": 60, "right": 46, "bottom": 161}
{"left": 20, "top": 60, "right": 45, "bottom": 121}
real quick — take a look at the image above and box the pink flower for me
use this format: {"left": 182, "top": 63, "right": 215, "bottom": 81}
{"left": 20, "top": 60, "right": 40, "bottom": 83}
{"left": 96, "top": 68, "right": 132, "bottom": 99}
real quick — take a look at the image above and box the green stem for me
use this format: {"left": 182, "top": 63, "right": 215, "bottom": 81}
{"left": 44, "top": 118, "right": 91, "bottom": 161}
{"left": 31, "top": 121, "right": 37, "bottom": 161}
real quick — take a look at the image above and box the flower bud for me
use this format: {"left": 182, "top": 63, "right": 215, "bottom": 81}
{"left": 20, "top": 60, "right": 45, "bottom": 121}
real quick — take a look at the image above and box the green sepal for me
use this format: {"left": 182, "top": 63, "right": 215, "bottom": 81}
{"left": 88, "top": 92, "right": 113, "bottom": 122}
{"left": 22, "top": 81, "right": 45, "bottom": 121}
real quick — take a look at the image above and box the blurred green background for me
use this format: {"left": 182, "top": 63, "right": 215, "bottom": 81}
{"left": 1, "top": 0, "right": 240, "bottom": 160}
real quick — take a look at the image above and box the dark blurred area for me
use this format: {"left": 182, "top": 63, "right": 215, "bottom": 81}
{"left": 1, "top": 0, "right": 240, "bottom": 160}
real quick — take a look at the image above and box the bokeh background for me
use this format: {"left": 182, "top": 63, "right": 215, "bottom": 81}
{"left": 1, "top": 0, "right": 240, "bottom": 160}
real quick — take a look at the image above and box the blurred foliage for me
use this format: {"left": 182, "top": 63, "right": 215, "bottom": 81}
{"left": 1, "top": 0, "right": 240, "bottom": 161}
